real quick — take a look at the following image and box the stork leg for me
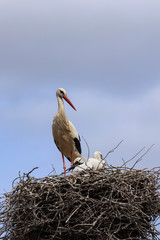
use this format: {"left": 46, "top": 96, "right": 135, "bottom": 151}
{"left": 62, "top": 153, "right": 66, "bottom": 177}
{"left": 71, "top": 152, "right": 73, "bottom": 167}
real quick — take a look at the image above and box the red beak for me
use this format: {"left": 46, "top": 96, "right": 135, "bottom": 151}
{"left": 63, "top": 94, "right": 76, "bottom": 111}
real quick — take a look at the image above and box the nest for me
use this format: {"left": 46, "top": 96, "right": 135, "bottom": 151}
{"left": 0, "top": 166, "right": 160, "bottom": 240}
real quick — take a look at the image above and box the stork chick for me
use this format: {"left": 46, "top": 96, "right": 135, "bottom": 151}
{"left": 73, "top": 151, "right": 106, "bottom": 173}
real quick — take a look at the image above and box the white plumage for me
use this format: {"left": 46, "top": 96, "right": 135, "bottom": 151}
{"left": 73, "top": 151, "right": 106, "bottom": 173}
{"left": 52, "top": 88, "right": 81, "bottom": 175}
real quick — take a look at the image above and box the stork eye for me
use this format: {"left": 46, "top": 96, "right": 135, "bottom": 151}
{"left": 60, "top": 90, "right": 64, "bottom": 95}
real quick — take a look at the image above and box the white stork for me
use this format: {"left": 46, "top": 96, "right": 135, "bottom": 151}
{"left": 73, "top": 151, "right": 106, "bottom": 173}
{"left": 52, "top": 88, "right": 81, "bottom": 175}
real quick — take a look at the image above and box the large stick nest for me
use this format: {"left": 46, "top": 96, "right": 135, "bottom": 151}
{"left": 0, "top": 166, "right": 160, "bottom": 240}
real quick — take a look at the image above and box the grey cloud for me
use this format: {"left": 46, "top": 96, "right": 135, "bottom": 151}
{"left": 0, "top": 0, "right": 160, "bottom": 97}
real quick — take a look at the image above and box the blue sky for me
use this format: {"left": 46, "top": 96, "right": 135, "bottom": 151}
{"left": 0, "top": 0, "right": 160, "bottom": 197}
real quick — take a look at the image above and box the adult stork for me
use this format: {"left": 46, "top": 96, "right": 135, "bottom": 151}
{"left": 52, "top": 88, "right": 81, "bottom": 175}
{"left": 73, "top": 151, "right": 106, "bottom": 173}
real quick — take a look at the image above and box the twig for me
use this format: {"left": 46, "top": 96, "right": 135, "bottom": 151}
{"left": 87, "top": 211, "right": 105, "bottom": 233}
{"left": 66, "top": 205, "right": 82, "bottom": 223}
{"left": 121, "top": 146, "right": 145, "bottom": 168}
{"left": 26, "top": 167, "right": 38, "bottom": 178}
{"left": 103, "top": 140, "right": 124, "bottom": 160}
{"left": 48, "top": 165, "right": 56, "bottom": 176}
{"left": 82, "top": 136, "right": 90, "bottom": 159}
{"left": 131, "top": 144, "right": 155, "bottom": 169}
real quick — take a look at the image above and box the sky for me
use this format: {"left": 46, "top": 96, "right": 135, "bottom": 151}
{"left": 0, "top": 0, "right": 160, "bottom": 201}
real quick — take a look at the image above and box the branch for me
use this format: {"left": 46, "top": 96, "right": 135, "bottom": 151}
{"left": 26, "top": 167, "right": 38, "bottom": 178}
{"left": 131, "top": 144, "right": 155, "bottom": 169}
{"left": 103, "top": 140, "right": 124, "bottom": 160}
{"left": 82, "top": 136, "right": 90, "bottom": 159}
{"left": 121, "top": 146, "right": 145, "bottom": 168}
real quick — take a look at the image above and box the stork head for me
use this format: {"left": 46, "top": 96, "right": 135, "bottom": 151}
{"left": 93, "top": 151, "right": 103, "bottom": 161}
{"left": 93, "top": 151, "right": 106, "bottom": 168}
{"left": 74, "top": 157, "right": 84, "bottom": 164}
{"left": 56, "top": 88, "right": 76, "bottom": 111}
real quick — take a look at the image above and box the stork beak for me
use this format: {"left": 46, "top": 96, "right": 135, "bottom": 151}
{"left": 63, "top": 94, "right": 76, "bottom": 111}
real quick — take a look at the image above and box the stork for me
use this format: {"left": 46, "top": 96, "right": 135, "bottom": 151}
{"left": 73, "top": 151, "right": 106, "bottom": 173}
{"left": 52, "top": 88, "right": 81, "bottom": 175}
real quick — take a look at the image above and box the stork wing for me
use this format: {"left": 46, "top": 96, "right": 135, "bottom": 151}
{"left": 69, "top": 121, "right": 82, "bottom": 154}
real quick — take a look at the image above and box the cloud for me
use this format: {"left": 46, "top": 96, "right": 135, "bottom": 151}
{"left": 0, "top": 0, "right": 160, "bottom": 97}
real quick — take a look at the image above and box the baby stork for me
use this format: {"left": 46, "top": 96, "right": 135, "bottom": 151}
{"left": 73, "top": 151, "right": 106, "bottom": 173}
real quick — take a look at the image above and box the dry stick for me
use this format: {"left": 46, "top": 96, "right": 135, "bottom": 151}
{"left": 122, "top": 158, "right": 127, "bottom": 168}
{"left": 66, "top": 205, "right": 82, "bottom": 223}
{"left": 131, "top": 144, "right": 155, "bottom": 169}
{"left": 12, "top": 167, "right": 39, "bottom": 187}
{"left": 26, "top": 167, "right": 38, "bottom": 178}
{"left": 87, "top": 211, "right": 106, "bottom": 233}
{"left": 12, "top": 176, "right": 20, "bottom": 188}
{"left": 121, "top": 146, "right": 146, "bottom": 168}
{"left": 82, "top": 136, "right": 90, "bottom": 159}
{"left": 144, "top": 220, "right": 160, "bottom": 235}
{"left": 103, "top": 140, "right": 124, "bottom": 160}
{"left": 48, "top": 165, "right": 56, "bottom": 176}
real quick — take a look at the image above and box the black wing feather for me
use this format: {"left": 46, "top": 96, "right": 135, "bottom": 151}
{"left": 74, "top": 136, "right": 82, "bottom": 154}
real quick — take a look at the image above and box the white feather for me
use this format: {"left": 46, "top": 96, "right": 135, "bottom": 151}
{"left": 73, "top": 151, "right": 106, "bottom": 173}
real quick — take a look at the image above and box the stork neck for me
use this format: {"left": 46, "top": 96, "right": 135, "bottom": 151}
{"left": 57, "top": 96, "right": 65, "bottom": 114}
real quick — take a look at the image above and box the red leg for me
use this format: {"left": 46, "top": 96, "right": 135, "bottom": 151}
{"left": 71, "top": 152, "right": 73, "bottom": 167}
{"left": 62, "top": 153, "right": 66, "bottom": 177}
